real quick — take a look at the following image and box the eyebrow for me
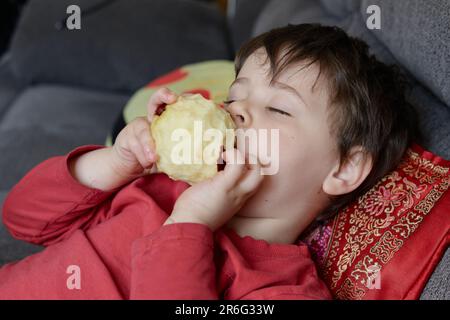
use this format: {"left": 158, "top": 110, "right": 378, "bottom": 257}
{"left": 230, "top": 77, "right": 307, "bottom": 107}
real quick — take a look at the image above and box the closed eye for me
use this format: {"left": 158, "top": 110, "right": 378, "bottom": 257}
{"left": 223, "top": 101, "right": 292, "bottom": 117}
{"left": 266, "top": 106, "right": 292, "bottom": 117}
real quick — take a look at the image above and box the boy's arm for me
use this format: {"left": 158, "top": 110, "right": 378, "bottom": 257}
{"left": 2, "top": 95, "right": 172, "bottom": 246}
{"left": 68, "top": 145, "right": 146, "bottom": 191}
{"left": 127, "top": 148, "right": 263, "bottom": 299}
{"left": 2, "top": 145, "right": 127, "bottom": 246}
{"left": 130, "top": 223, "right": 218, "bottom": 299}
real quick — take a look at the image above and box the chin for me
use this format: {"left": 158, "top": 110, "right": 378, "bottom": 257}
{"left": 235, "top": 201, "right": 270, "bottom": 219}
{"left": 234, "top": 212, "right": 253, "bottom": 218}
{"left": 234, "top": 207, "right": 255, "bottom": 219}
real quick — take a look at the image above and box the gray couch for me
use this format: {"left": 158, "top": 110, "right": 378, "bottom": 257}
{"left": 0, "top": 0, "right": 448, "bottom": 299}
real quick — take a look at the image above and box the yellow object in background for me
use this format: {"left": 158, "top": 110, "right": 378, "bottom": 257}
{"left": 105, "top": 60, "right": 235, "bottom": 147}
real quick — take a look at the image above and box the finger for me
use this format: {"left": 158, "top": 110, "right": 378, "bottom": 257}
{"left": 131, "top": 117, "right": 156, "bottom": 150}
{"left": 237, "top": 153, "right": 264, "bottom": 195}
{"left": 147, "top": 88, "right": 178, "bottom": 122}
{"left": 128, "top": 137, "right": 153, "bottom": 169}
{"left": 142, "top": 165, "right": 158, "bottom": 175}
{"left": 135, "top": 121, "right": 158, "bottom": 163}
{"left": 221, "top": 148, "right": 247, "bottom": 190}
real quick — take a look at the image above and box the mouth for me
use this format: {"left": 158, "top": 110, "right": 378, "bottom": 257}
{"left": 216, "top": 132, "right": 272, "bottom": 170}
{"left": 217, "top": 162, "right": 226, "bottom": 172}
{"left": 217, "top": 134, "right": 238, "bottom": 172}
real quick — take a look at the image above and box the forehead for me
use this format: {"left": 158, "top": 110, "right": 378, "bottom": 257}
{"left": 238, "top": 48, "right": 326, "bottom": 95}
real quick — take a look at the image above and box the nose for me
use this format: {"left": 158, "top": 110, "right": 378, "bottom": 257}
{"left": 227, "top": 102, "right": 252, "bottom": 128}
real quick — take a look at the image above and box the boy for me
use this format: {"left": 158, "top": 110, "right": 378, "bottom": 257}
{"left": 0, "top": 24, "right": 416, "bottom": 299}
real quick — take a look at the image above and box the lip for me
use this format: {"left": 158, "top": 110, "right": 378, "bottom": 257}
{"left": 233, "top": 130, "right": 272, "bottom": 167}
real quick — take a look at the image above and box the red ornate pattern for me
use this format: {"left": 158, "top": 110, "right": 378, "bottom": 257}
{"left": 146, "top": 68, "right": 188, "bottom": 88}
{"left": 181, "top": 88, "right": 211, "bottom": 99}
{"left": 301, "top": 144, "right": 450, "bottom": 299}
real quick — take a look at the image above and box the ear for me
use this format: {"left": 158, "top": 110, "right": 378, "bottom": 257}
{"left": 322, "top": 146, "right": 373, "bottom": 196}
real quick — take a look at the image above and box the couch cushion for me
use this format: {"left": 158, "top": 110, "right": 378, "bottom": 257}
{"left": 0, "top": 59, "right": 24, "bottom": 119}
{"left": 253, "top": 1, "right": 398, "bottom": 69}
{"left": 319, "top": 0, "right": 360, "bottom": 18}
{"left": 228, "top": 0, "right": 270, "bottom": 52}
{"left": 0, "top": 85, "right": 129, "bottom": 190}
{"left": 9, "top": 0, "right": 232, "bottom": 93}
{"left": 361, "top": 0, "right": 450, "bottom": 108}
{"left": 420, "top": 248, "right": 450, "bottom": 299}
{"left": 0, "top": 191, "right": 43, "bottom": 265}
{"left": 408, "top": 83, "right": 450, "bottom": 160}
{"left": 253, "top": 0, "right": 338, "bottom": 35}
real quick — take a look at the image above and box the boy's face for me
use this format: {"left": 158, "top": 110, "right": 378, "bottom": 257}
{"left": 225, "top": 48, "right": 340, "bottom": 224}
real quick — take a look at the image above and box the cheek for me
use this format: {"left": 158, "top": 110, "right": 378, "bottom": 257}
{"left": 278, "top": 130, "right": 309, "bottom": 170}
{"left": 277, "top": 129, "right": 333, "bottom": 189}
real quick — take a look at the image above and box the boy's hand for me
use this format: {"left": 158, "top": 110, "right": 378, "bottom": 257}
{"left": 69, "top": 88, "right": 178, "bottom": 191}
{"left": 164, "top": 149, "right": 264, "bottom": 232}
{"left": 111, "top": 88, "right": 178, "bottom": 178}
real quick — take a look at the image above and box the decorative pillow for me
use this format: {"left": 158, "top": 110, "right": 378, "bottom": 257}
{"left": 107, "top": 60, "right": 235, "bottom": 146}
{"left": 301, "top": 144, "right": 450, "bottom": 300}
{"left": 107, "top": 60, "right": 450, "bottom": 300}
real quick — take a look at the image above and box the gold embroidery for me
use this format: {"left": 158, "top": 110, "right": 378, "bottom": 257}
{"left": 350, "top": 255, "right": 382, "bottom": 287}
{"left": 321, "top": 148, "right": 449, "bottom": 299}
{"left": 403, "top": 150, "right": 449, "bottom": 184}
{"left": 392, "top": 211, "right": 423, "bottom": 238}
{"left": 335, "top": 278, "right": 365, "bottom": 300}
{"left": 370, "top": 231, "right": 403, "bottom": 263}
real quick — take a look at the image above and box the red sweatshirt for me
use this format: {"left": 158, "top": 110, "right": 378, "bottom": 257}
{"left": 0, "top": 145, "right": 331, "bottom": 300}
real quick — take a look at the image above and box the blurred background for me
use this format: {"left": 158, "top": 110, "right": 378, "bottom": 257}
{"left": 0, "top": 0, "right": 448, "bottom": 299}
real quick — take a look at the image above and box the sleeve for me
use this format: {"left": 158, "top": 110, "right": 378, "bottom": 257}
{"left": 130, "top": 222, "right": 218, "bottom": 300}
{"left": 2, "top": 145, "right": 120, "bottom": 246}
{"left": 240, "top": 285, "right": 333, "bottom": 300}
{"left": 239, "top": 268, "right": 333, "bottom": 300}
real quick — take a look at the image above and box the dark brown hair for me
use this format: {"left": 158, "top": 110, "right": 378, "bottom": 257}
{"left": 235, "top": 24, "right": 419, "bottom": 221}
